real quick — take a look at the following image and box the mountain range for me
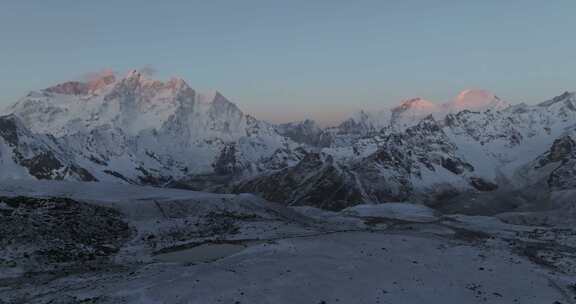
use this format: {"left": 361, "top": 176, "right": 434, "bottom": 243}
{"left": 2, "top": 70, "right": 576, "bottom": 210}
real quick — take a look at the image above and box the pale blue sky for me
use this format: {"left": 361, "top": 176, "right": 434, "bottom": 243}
{"left": 1, "top": 0, "right": 576, "bottom": 125}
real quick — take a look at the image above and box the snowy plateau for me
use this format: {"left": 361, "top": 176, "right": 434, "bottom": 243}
{"left": 2, "top": 71, "right": 576, "bottom": 303}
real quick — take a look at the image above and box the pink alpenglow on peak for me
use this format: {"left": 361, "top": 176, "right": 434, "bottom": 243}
{"left": 45, "top": 69, "right": 117, "bottom": 96}
{"left": 446, "top": 89, "right": 509, "bottom": 112}
{"left": 391, "top": 97, "right": 440, "bottom": 121}
{"left": 388, "top": 97, "right": 441, "bottom": 129}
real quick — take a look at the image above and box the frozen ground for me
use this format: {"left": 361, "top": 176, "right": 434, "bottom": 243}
{"left": 1, "top": 181, "right": 576, "bottom": 303}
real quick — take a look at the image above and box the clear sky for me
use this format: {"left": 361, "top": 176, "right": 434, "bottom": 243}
{"left": 2, "top": 0, "right": 576, "bottom": 125}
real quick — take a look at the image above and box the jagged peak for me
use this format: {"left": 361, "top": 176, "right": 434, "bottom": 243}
{"left": 120, "top": 69, "right": 156, "bottom": 86}
{"left": 99, "top": 71, "right": 198, "bottom": 104}
{"left": 112, "top": 70, "right": 193, "bottom": 92}
{"left": 28, "top": 69, "right": 243, "bottom": 113}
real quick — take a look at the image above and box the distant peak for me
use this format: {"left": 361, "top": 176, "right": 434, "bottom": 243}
{"left": 447, "top": 89, "right": 508, "bottom": 112}
{"left": 455, "top": 89, "right": 498, "bottom": 102}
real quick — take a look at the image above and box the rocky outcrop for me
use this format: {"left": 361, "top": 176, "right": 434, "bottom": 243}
{"left": 229, "top": 153, "right": 363, "bottom": 211}
{"left": 0, "top": 196, "right": 132, "bottom": 271}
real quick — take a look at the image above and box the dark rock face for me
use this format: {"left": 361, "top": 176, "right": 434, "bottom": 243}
{"left": 441, "top": 158, "right": 463, "bottom": 174}
{"left": 548, "top": 162, "right": 576, "bottom": 190}
{"left": 104, "top": 170, "right": 132, "bottom": 183}
{"left": 230, "top": 153, "right": 363, "bottom": 211}
{"left": 69, "top": 165, "right": 98, "bottom": 182}
{"left": 0, "top": 115, "right": 20, "bottom": 146}
{"left": 213, "top": 143, "right": 244, "bottom": 175}
{"left": 543, "top": 137, "right": 576, "bottom": 190}
{"left": 19, "top": 152, "right": 65, "bottom": 179}
{"left": 135, "top": 166, "right": 170, "bottom": 185}
{"left": 0, "top": 197, "right": 132, "bottom": 270}
{"left": 527, "top": 136, "right": 576, "bottom": 190}
{"left": 15, "top": 151, "right": 97, "bottom": 182}
{"left": 544, "top": 136, "right": 575, "bottom": 165}
{"left": 469, "top": 177, "right": 498, "bottom": 191}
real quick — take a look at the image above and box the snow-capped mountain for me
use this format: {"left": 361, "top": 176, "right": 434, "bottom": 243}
{"left": 230, "top": 90, "right": 576, "bottom": 209}
{"left": 327, "top": 89, "right": 509, "bottom": 138}
{"left": 2, "top": 71, "right": 576, "bottom": 210}
{"left": 444, "top": 89, "right": 509, "bottom": 113}
{"left": 389, "top": 97, "right": 440, "bottom": 130}
{"left": 2, "top": 71, "right": 297, "bottom": 185}
{"left": 230, "top": 115, "right": 498, "bottom": 210}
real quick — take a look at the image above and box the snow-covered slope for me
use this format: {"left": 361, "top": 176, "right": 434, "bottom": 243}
{"left": 0, "top": 114, "right": 96, "bottom": 181}
{"left": 2, "top": 71, "right": 297, "bottom": 185}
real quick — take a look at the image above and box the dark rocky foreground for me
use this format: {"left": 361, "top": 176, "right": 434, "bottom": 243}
{"left": 1, "top": 183, "right": 576, "bottom": 303}
{"left": 0, "top": 197, "right": 132, "bottom": 274}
